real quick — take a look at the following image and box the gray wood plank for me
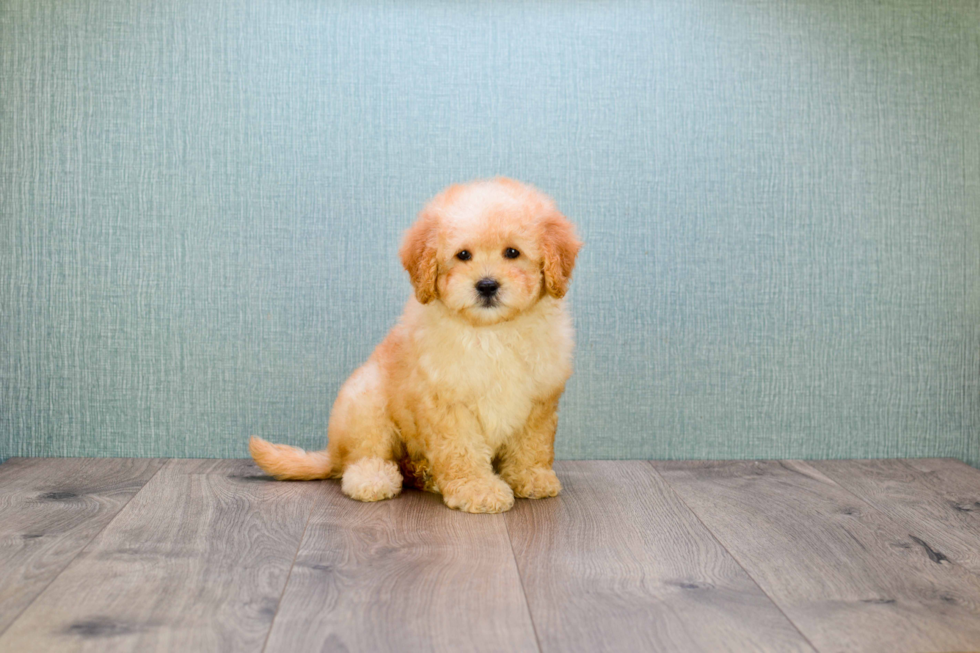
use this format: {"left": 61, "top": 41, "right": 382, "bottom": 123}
{"left": 903, "top": 458, "right": 980, "bottom": 510}
{"left": 504, "top": 461, "right": 815, "bottom": 653}
{"left": 904, "top": 457, "right": 980, "bottom": 477}
{"left": 811, "top": 459, "right": 980, "bottom": 577}
{"left": 655, "top": 460, "right": 980, "bottom": 653}
{"left": 0, "top": 458, "right": 164, "bottom": 636}
{"left": 0, "top": 459, "right": 318, "bottom": 653}
{"left": 264, "top": 481, "right": 539, "bottom": 653}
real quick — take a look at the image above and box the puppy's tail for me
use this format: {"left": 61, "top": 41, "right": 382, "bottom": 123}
{"left": 249, "top": 436, "right": 334, "bottom": 480}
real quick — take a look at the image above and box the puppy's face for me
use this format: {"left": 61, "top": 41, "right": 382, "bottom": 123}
{"left": 401, "top": 179, "right": 581, "bottom": 326}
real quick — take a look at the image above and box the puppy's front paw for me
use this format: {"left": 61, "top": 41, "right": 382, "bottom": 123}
{"left": 442, "top": 477, "right": 515, "bottom": 514}
{"left": 507, "top": 467, "right": 562, "bottom": 499}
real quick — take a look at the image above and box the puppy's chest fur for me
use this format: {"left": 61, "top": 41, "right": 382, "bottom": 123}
{"left": 415, "top": 303, "right": 572, "bottom": 444}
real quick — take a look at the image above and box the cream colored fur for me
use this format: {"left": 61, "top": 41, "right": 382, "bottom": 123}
{"left": 250, "top": 178, "right": 581, "bottom": 513}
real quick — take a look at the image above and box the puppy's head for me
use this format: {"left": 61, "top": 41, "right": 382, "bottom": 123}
{"left": 400, "top": 178, "right": 581, "bottom": 326}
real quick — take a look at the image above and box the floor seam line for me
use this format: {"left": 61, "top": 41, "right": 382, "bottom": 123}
{"left": 260, "top": 484, "right": 317, "bottom": 653}
{"left": 0, "top": 458, "right": 170, "bottom": 641}
{"left": 504, "top": 512, "right": 545, "bottom": 653}
{"left": 645, "top": 460, "right": 823, "bottom": 653}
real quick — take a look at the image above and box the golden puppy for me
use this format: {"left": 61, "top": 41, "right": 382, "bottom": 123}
{"left": 250, "top": 178, "right": 581, "bottom": 513}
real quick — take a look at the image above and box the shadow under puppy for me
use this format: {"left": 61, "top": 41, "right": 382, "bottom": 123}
{"left": 250, "top": 178, "right": 581, "bottom": 513}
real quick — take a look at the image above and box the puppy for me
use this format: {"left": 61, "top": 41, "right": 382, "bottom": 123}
{"left": 250, "top": 178, "right": 581, "bottom": 513}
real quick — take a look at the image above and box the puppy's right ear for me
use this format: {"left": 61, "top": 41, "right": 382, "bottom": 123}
{"left": 399, "top": 211, "right": 439, "bottom": 304}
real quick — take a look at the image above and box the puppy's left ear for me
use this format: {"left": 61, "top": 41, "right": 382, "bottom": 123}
{"left": 399, "top": 211, "right": 439, "bottom": 304}
{"left": 541, "top": 211, "right": 582, "bottom": 299}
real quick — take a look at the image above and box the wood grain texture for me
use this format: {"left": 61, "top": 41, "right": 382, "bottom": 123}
{"left": 903, "top": 458, "right": 980, "bottom": 505}
{"left": 263, "top": 482, "right": 539, "bottom": 653}
{"left": 505, "top": 461, "right": 815, "bottom": 653}
{"left": 655, "top": 460, "right": 980, "bottom": 653}
{"left": 0, "top": 457, "right": 164, "bottom": 636}
{"left": 0, "top": 459, "right": 318, "bottom": 653}
{"left": 811, "top": 459, "right": 980, "bottom": 577}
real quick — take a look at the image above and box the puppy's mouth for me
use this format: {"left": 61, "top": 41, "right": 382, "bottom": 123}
{"left": 478, "top": 296, "right": 500, "bottom": 309}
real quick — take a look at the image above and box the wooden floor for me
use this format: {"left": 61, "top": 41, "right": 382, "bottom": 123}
{"left": 0, "top": 459, "right": 979, "bottom": 652}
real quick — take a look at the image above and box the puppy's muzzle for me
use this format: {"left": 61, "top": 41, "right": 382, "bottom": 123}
{"left": 475, "top": 277, "right": 500, "bottom": 306}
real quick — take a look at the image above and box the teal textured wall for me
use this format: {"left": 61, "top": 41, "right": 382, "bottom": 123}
{"left": 1, "top": 0, "right": 978, "bottom": 464}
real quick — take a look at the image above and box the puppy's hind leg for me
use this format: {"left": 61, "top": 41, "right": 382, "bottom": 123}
{"left": 328, "top": 361, "right": 403, "bottom": 502}
{"left": 342, "top": 457, "right": 403, "bottom": 502}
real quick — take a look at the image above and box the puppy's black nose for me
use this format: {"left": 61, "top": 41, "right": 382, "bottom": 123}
{"left": 475, "top": 277, "right": 500, "bottom": 297}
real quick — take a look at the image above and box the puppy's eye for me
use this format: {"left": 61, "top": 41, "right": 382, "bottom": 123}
{"left": 504, "top": 248, "right": 520, "bottom": 259}
{"left": 456, "top": 250, "right": 472, "bottom": 261}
